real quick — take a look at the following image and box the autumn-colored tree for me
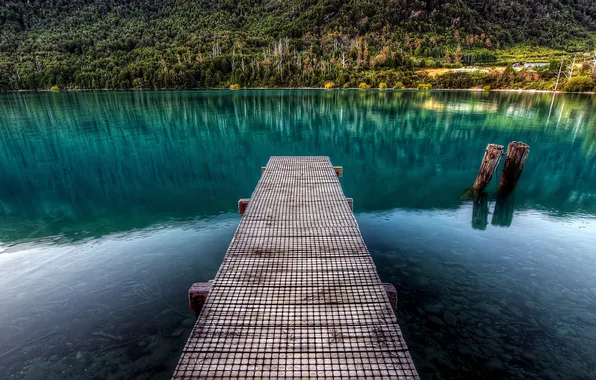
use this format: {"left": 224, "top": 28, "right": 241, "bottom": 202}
{"left": 454, "top": 46, "right": 462, "bottom": 64}
{"left": 444, "top": 51, "right": 453, "bottom": 64}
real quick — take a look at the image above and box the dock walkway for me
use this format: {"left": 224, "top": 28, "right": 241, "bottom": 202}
{"left": 173, "top": 156, "right": 419, "bottom": 379}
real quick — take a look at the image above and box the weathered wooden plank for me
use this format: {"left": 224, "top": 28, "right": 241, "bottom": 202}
{"left": 220, "top": 256, "right": 377, "bottom": 270}
{"left": 197, "top": 303, "right": 396, "bottom": 326}
{"left": 225, "top": 236, "right": 371, "bottom": 258}
{"left": 183, "top": 324, "right": 408, "bottom": 352}
{"left": 174, "top": 351, "right": 418, "bottom": 379}
{"left": 172, "top": 156, "right": 419, "bottom": 380}
{"left": 213, "top": 270, "right": 381, "bottom": 287}
{"left": 206, "top": 284, "right": 390, "bottom": 305}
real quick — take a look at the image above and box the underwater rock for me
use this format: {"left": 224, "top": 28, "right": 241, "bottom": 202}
{"left": 521, "top": 351, "right": 537, "bottom": 362}
{"left": 443, "top": 311, "right": 457, "bottom": 326}
{"left": 75, "top": 351, "right": 84, "bottom": 360}
{"left": 576, "top": 313, "right": 595, "bottom": 326}
{"left": 500, "top": 353, "right": 513, "bottom": 363}
{"left": 435, "top": 355, "right": 456, "bottom": 370}
{"left": 425, "top": 303, "right": 445, "bottom": 315}
{"left": 428, "top": 316, "right": 446, "bottom": 327}
{"left": 523, "top": 300, "right": 539, "bottom": 311}
{"left": 473, "top": 302, "right": 501, "bottom": 316}
{"left": 485, "top": 358, "right": 504, "bottom": 372}
{"left": 171, "top": 328, "right": 185, "bottom": 338}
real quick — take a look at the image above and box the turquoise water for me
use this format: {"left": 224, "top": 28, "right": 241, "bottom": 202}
{"left": 0, "top": 90, "right": 595, "bottom": 379}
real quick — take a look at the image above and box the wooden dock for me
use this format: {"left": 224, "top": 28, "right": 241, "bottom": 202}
{"left": 173, "top": 156, "right": 419, "bottom": 379}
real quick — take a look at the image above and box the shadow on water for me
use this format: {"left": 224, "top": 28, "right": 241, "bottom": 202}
{"left": 0, "top": 90, "right": 595, "bottom": 379}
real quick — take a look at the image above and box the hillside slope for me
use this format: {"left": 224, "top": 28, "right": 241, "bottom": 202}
{"left": 1, "top": 0, "right": 595, "bottom": 90}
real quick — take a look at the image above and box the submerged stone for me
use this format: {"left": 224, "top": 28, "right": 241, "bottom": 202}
{"left": 171, "top": 327, "right": 186, "bottom": 338}
{"left": 428, "top": 316, "right": 446, "bottom": 326}
{"left": 522, "top": 351, "right": 537, "bottom": 362}
{"left": 473, "top": 302, "right": 501, "bottom": 316}
{"left": 425, "top": 303, "right": 445, "bottom": 315}
{"left": 485, "top": 358, "right": 504, "bottom": 372}
{"left": 443, "top": 311, "right": 457, "bottom": 326}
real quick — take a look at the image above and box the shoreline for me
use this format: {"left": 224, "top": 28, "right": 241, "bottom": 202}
{"left": 2, "top": 87, "right": 595, "bottom": 95}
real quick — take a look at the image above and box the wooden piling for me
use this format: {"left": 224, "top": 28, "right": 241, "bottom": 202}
{"left": 498, "top": 141, "right": 530, "bottom": 194}
{"left": 492, "top": 193, "right": 515, "bottom": 227}
{"left": 472, "top": 144, "right": 504, "bottom": 193}
{"left": 471, "top": 193, "right": 489, "bottom": 230}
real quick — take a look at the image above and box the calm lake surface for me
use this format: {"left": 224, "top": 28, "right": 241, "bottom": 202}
{"left": 0, "top": 90, "right": 595, "bottom": 380}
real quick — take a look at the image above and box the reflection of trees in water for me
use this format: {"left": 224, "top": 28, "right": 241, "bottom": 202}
{"left": 0, "top": 91, "right": 594, "bottom": 241}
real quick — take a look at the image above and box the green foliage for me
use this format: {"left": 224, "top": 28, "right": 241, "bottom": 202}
{"left": 0, "top": 0, "right": 594, "bottom": 90}
{"left": 50, "top": 85, "right": 60, "bottom": 92}
{"left": 378, "top": 82, "right": 388, "bottom": 90}
{"left": 393, "top": 82, "right": 405, "bottom": 90}
{"left": 417, "top": 83, "right": 432, "bottom": 91}
{"left": 358, "top": 82, "right": 371, "bottom": 90}
{"left": 324, "top": 81, "right": 335, "bottom": 89}
{"left": 564, "top": 77, "right": 595, "bottom": 92}
{"left": 483, "top": 85, "right": 491, "bottom": 91}
{"left": 435, "top": 72, "right": 484, "bottom": 89}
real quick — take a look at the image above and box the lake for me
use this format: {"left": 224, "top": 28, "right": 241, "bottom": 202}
{"left": 0, "top": 90, "right": 595, "bottom": 380}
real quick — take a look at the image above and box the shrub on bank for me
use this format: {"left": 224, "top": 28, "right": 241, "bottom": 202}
{"left": 564, "top": 76, "right": 594, "bottom": 92}
{"left": 324, "top": 81, "right": 335, "bottom": 89}
{"left": 229, "top": 83, "right": 240, "bottom": 90}
{"left": 50, "top": 85, "right": 60, "bottom": 92}
{"left": 358, "top": 82, "right": 371, "bottom": 90}
{"left": 417, "top": 83, "right": 432, "bottom": 91}
{"left": 378, "top": 82, "right": 388, "bottom": 90}
{"left": 393, "top": 82, "right": 405, "bottom": 89}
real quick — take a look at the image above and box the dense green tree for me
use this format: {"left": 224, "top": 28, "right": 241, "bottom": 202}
{"left": 0, "top": 0, "right": 594, "bottom": 90}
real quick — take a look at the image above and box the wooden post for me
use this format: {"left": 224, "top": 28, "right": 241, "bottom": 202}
{"left": 498, "top": 141, "right": 530, "bottom": 194}
{"left": 491, "top": 193, "right": 515, "bottom": 227}
{"left": 261, "top": 167, "right": 266, "bottom": 173}
{"left": 333, "top": 166, "right": 343, "bottom": 177}
{"left": 471, "top": 193, "right": 489, "bottom": 230}
{"left": 472, "top": 144, "right": 504, "bottom": 193}
{"left": 238, "top": 198, "right": 250, "bottom": 214}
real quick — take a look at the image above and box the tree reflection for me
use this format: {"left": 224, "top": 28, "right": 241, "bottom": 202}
{"left": 0, "top": 90, "right": 594, "bottom": 241}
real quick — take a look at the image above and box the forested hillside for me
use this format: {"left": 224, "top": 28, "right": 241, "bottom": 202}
{"left": 0, "top": 0, "right": 595, "bottom": 90}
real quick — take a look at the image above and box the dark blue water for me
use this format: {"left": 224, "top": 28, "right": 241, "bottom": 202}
{"left": 0, "top": 90, "right": 595, "bottom": 380}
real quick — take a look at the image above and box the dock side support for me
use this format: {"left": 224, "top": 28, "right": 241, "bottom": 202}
{"left": 382, "top": 283, "right": 398, "bottom": 310}
{"left": 238, "top": 198, "right": 250, "bottom": 214}
{"left": 188, "top": 281, "right": 213, "bottom": 318}
{"left": 346, "top": 198, "right": 353, "bottom": 211}
{"left": 333, "top": 166, "right": 343, "bottom": 177}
